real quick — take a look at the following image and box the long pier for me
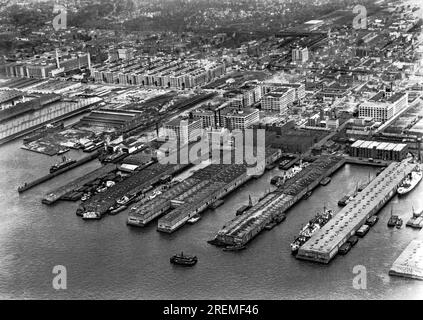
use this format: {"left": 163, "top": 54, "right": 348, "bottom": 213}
{"left": 297, "top": 160, "right": 419, "bottom": 264}
{"left": 389, "top": 239, "right": 423, "bottom": 281}
{"left": 18, "top": 150, "right": 102, "bottom": 193}
{"left": 211, "top": 156, "right": 345, "bottom": 247}
{"left": 42, "top": 163, "right": 117, "bottom": 205}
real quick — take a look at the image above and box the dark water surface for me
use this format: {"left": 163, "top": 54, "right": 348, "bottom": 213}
{"left": 1, "top": 140, "right": 422, "bottom": 299}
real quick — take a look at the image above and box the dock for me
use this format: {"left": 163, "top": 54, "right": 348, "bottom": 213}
{"left": 297, "top": 160, "right": 419, "bottom": 264}
{"left": 18, "top": 151, "right": 101, "bottom": 193}
{"left": 42, "top": 163, "right": 117, "bottom": 204}
{"left": 157, "top": 164, "right": 252, "bottom": 233}
{"left": 78, "top": 162, "right": 190, "bottom": 216}
{"left": 389, "top": 240, "right": 423, "bottom": 280}
{"left": 211, "top": 156, "right": 346, "bottom": 247}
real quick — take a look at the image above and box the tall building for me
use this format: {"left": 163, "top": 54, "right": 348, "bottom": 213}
{"left": 292, "top": 47, "right": 309, "bottom": 64}
{"left": 163, "top": 118, "right": 203, "bottom": 144}
{"left": 261, "top": 87, "right": 296, "bottom": 114}
{"left": 221, "top": 108, "right": 260, "bottom": 131}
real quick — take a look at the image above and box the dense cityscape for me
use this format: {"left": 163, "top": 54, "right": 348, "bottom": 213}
{"left": 0, "top": 0, "right": 422, "bottom": 301}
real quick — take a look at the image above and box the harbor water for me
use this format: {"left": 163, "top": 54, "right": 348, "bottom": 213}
{"left": 1, "top": 140, "right": 423, "bottom": 299}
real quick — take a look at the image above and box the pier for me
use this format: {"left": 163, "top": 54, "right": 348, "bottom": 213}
{"left": 18, "top": 151, "right": 102, "bottom": 194}
{"left": 42, "top": 163, "right": 117, "bottom": 204}
{"left": 157, "top": 164, "right": 252, "bottom": 233}
{"left": 212, "top": 156, "right": 345, "bottom": 247}
{"left": 389, "top": 239, "right": 423, "bottom": 281}
{"left": 297, "top": 160, "right": 419, "bottom": 264}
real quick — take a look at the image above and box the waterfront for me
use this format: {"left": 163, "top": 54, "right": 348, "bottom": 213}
{"left": 1, "top": 140, "right": 423, "bottom": 299}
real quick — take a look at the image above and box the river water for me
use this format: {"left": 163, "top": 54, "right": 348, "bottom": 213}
{"left": 0, "top": 139, "right": 423, "bottom": 300}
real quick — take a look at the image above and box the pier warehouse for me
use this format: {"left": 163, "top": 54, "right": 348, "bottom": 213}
{"left": 349, "top": 140, "right": 408, "bottom": 161}
{"left": 297, "top": 160, "right": 418, "bottom": 264}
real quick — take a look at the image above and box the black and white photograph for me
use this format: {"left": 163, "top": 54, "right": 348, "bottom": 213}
{"left": 0, "top": 0, "right": 422, "bottom": 306}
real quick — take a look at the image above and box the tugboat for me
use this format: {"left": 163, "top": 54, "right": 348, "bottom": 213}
{"left": 397, "top": 167, "right": 422, "bottom": 196}
{"left": 387, "top": 207, "right": 399, "bottom": 228}
{"left": 290, "top": 206, "right": 333, "bottom": 255}
{"left": 50, "top": 156, "right": 76, "bottom": 173}
{"left": 170, "top": 252, "right": 198, "bottom": 266}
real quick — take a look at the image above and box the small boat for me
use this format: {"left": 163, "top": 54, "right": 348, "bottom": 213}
{"left": 50, "top": 156, "right": 76, "bottom": 174}
{"left": 406, "top": 207, "right": 423, "bottom": 229}
{"left": 396, "top": 218, "right": 403, "bottom": 229}
{"left": 339, "top": 242, "right": 352, "bottom": 255}
{"left": 338, "top": 195, "right": 350, "bottom": 207}
{"left": 356, "top": 224, "right": 370, "bottom": 237}
{"left": 210, "top": 199, "right": 224, "bottom": 209}
{"left": 366, "top": 215, "right": 379, "bottom": 227}
{"left": 264, "top": 221, "right": 277, "bottom": 230}
{"left": 223, "top": 244, "right": 246, "bottom": 251}
{"left": 109, "top": 205, "right": 127, "bottom": 215}
{"left": 265, "top": 163, "right": 276, "bottom": 171}
{"left": 388, "top": 207, "right": 398, "bottom": 228}
{"left": 347, "top": 235, "right": 359, "bottom": 246}
{"left": 57, "top": 148, "right": 70, "bottom": 155}
{"left": 187, "top": 214, "right": 201, "bottom": 224}
{"left": 170, "top": 252, "right": 198, "bottom": 266}
{"left": 82, "top": 212, "right": 101, "bottom": 220}
{"left": 302, "top": 190, "right": 312, "bottom": 200}
{"left": 320, "top": 177, "right": 331, "bottom": 186}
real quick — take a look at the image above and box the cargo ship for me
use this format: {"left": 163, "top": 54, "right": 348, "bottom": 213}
{"left": 290, "top": 207, "right": 333, "bottom": 255}
{"left": 50, "top": 156, "right": 77, "bottom": 174}
{"left": 170, "top": 252, "right": 198, "bottom": 266}
{"left": 397, "top": 167, "right": 422, "bottom": 196}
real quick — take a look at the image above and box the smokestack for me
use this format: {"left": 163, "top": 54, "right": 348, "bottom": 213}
{"left": 55, "top": 49, "right": 60, "bottom": 69}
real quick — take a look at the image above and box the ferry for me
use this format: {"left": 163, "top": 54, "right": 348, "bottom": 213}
{"left": 187, "top": 214, "right": 201, "bottom": 224}
{"left": 397, "top": 167, "right": 422, "bottom": 196}
{"left": 170, "top": 252, "right": 198, "bottom": 266}
{"left": 50, "top": 156, "right": 76, "bottom": 173}
{"left": 290, "top": 207, "right": 333, "bottom": 255}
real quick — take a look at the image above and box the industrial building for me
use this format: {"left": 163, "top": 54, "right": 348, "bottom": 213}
{"left": 359, "top": 91, "right": 408, "bottom": 122}
{"left": 2, "top": 51, "right": 91, "bottom": 79}
{"left": 92, "top": 58, "right": 226, "bottom": 89}
{"left": 349, "top": 139, "right": 408, "bottom": 161}
{"left": 163, "top": 117, "right": 203, "bottom": 143}
{"left": 261, "top": 87, "right": 296, "bottom": 114}
{"left": 0, "top": 94, "right": 102, "bottom": 144}
{"left": 192, "top": 106, "right": 259, "bottom": 131}
{"left": 260, "top": 82, "right": 306, "bottom": 101}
